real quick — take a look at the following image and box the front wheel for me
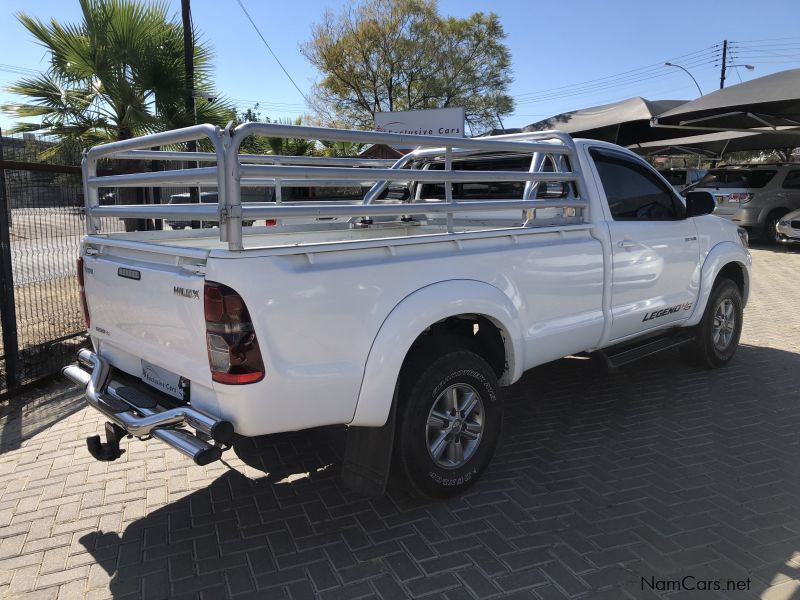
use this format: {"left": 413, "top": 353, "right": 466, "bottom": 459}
{"left": 395, "top": 349, "right": 502, "bottom": 498}
{"left": 681, "top": 278, "right": 743, "bottom": 368}
{"left": 763, "top": 210, "right": 786, "bottom": 245}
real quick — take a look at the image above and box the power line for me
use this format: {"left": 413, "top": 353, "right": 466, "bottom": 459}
{"left": 730, "top": 35, "right": 800, "bottom": 44}
{"left": 726, "top": 60, "right": 800, "bottom": 65}
{"left": 511, "top": 80, "right": 716, "bottom": 125}
{"left": 731, "top": 43, "right": 800, "bottom": 50}
{"left": 729, "top": 46, "right": 800, "bottom": 61}
{"left": 513, "top": 45, "right": 719, "bottom": 100}
{"left": 513, "top": 61, "right": 718, "bottom": 105}
{"left": 514, "top": 59, "right": 718, "bottom": 105}
{"left": 233, "top": 0, "right": 310, "bottom": 105}
{"left": 0, "top": 64, "right": 41, "bottom": 77}
{"left": 229, "top": 97, "right": 306, "bottom": 109}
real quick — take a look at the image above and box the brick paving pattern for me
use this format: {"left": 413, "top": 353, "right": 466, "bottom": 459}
{"left": 1, "top": 245, "right": 799, "bottom": 599}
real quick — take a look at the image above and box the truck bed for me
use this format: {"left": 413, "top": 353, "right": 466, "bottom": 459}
{"left": 93, "top": 218, "right": 585, "bottom": 255}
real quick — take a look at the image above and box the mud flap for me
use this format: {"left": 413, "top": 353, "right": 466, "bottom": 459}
{"left": 341, "top": 392, "right": 398, "bottom": 496}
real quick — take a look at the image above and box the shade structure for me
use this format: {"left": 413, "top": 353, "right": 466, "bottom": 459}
{"left": 523, "top": 97, "right": 697, "bottom": 146}
{"left": 628, "top": 128, "right": 800, "bottom": 158}
{"left": 652, "top": 69, "right": 800, "bottom": 132}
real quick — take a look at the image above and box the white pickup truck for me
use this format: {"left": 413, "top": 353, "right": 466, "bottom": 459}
{"left": 64, "top": 122, "right": 751, "bottom": 498}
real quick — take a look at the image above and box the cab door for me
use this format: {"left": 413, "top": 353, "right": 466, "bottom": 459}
{"left": 590, "top": 149, "right": 701, "bottom": 341}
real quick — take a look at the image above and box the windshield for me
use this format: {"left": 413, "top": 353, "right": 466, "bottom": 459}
{"left": 658, "top": 170, "right": 686, "bottom": 186}
{"left": 696, "top": 169, "right": 776, "bottom": 189}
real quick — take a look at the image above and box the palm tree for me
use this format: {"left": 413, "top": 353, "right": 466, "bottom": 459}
{"left": 265, "top": 117, "right": 317, "bottom": 157}
{"left": 319, "top": 140, "right": 365, "bottom": 157}
{"left": 2, "top": 0, "right": 232, "bottom": 156}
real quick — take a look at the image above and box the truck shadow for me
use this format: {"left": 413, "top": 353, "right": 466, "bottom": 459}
{"left": 80, "top": 343, "right": 800, "bottom": 599}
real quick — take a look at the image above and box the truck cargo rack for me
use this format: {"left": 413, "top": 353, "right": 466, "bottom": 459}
{"left": 82, "top": 122, "right": 591, "bottom": 251}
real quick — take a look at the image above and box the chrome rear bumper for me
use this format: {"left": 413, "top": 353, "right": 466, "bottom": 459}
{"left": 63, "top": 349, "right": 233, "bottom": 466}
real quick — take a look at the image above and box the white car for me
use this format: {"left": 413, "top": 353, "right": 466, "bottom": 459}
{"left": 64, "top": 122, "right": 751, "bottom": 498}
{"left": 777, "top": 208, "right": 800, "bottom": 243}
{"left": 692, "top": 164, "right": 800, "bottom": 244}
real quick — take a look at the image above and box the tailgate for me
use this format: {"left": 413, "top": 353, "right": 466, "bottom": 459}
{"left": 701, "top": 186, "right": 749, "bottom": 217}
{"left": 82, "top": 244, "right": 211, "bottom": 387}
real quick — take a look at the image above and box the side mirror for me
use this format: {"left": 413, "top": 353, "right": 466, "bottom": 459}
{"left": 685, "top": 191, "right": 715, "bottom": 217}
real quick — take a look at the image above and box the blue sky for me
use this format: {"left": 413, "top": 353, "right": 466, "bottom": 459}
{"left": 2, "top": 0, "right": 800, "bottom": 133}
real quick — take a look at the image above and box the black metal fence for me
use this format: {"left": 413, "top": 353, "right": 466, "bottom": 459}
{"left": 0, "top": 130, "right": 212, "bottom": 396}
{"left": 0, "top": 130, "right": 90, "bottom": 395}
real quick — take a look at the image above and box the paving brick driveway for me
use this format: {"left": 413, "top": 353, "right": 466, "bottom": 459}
{"left": 1, "top": 245, "right": 799, "bottom": 600}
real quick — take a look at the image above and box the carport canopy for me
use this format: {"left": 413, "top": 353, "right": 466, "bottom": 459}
{"left": 651, "top": 69, "right": 800, "bottom": 132}
{"left": 628, "top": 128, "right": 800, "bottom": 159}
{"left": 522, "top": 97, "right": 699, "bottom": 146}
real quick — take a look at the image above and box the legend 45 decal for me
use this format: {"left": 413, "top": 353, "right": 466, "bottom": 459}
{"left": 642, "top": 302, "right": 693, "bottom": 322}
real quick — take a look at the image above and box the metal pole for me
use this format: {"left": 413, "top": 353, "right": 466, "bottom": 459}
{"left": 182, "top": 0, "right": 199, "bottom": 206}
{"left": 150, "top": 147, "right": 162, "bottom": 230}
{"left": 664, "top": 62, "right": 703, "bottom": 96}
{"left": 720, "top": 39, "right": 728, "bottom": 89}
{"left": 0, "top": 129, "right": 19, "bottom": 391}
{"left": 445, "top": 146, "right": 453, "bottom": 233}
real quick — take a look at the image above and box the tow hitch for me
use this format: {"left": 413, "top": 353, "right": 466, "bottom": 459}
{"left": 86, "top": 422, "right": 127, "bottom": 461}
{"left": 63, "top": 349, "right": 233, "bottom": 466}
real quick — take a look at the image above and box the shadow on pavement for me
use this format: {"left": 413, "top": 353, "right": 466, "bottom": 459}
{"left": 748, "top": 240, "right": 800, "bottom": 254}
{"left": 80, "top": 343, "right": 800, "bottom": 599}
{"left": 0, "top": 379, "right": 85, "bottom": 454}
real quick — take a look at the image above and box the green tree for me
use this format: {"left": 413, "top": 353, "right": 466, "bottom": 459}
{"left": 265, "top": 117, "right": 317, "bottom": 156}
{"left": 2, "top": 0, "right": 232, "bottom": 156}
{"left": 302, "top": 0, "right": 514, "bottom": 134}
{"left": 319, "top": 141, "right": 365, "bottom": 157}
{"left": 232, "top": 108, "right": 317, "bottom": 156}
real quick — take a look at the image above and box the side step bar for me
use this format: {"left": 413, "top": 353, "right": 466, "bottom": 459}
{"left": 63, "top": 349, "right": 233, "bottom": 466}
{"left": 593, "top": 329, "right": 696, "bottom": 372}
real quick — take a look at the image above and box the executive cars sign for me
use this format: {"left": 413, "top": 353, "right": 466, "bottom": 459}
{"left": 375, "top": 107, "right": 465, "bottom": 137}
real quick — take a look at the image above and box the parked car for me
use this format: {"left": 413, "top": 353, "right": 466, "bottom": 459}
{"left": 65, "top": 123, "right": 751, "bottom": 498}
{"left": 167, "top": 191, "right": 260, "bottom": 229}
{"left": 658, "top": 167, "right": 707, "bottom": 193}
{"left": 166, "top": 191, "right": 217, "bottom": 229}
{"left": 777, "top": 207, "right": 800, "bottom": 243}
{"left": 692, "top": 164, "right": 800, "bottom": 243}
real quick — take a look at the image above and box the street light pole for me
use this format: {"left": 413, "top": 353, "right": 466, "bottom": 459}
{"left": 664, "top": 62, "right": 704, "bottom": 97}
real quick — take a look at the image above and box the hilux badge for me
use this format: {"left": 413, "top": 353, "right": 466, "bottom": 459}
{"left": 173, "top": 286, "right": 200, "bottom": 299}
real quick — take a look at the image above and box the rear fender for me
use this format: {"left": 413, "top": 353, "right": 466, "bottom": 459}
{"left": 350, "top": 279, "right": 524, "bottom": 427}
{"left": 684, "top": 241, "right": 751, "bottom": 327}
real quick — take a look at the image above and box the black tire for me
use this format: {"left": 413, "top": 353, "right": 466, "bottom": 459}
{"left": 680, "top": 278, "right": 743, "bottom": 368}
{"left": 763, "top": 210, "right": 786, "bottom": 245}
{"left": 395, "top": 348, "right": 502, "bottom": 498}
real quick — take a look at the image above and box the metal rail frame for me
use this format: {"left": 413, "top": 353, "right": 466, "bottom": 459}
{"left": 83, "top": 122, "right": 589, "bottom": 251}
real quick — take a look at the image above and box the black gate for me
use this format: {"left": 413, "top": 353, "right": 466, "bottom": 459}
{"left": 0, "top": 130, "right": 88, "bottom": 395}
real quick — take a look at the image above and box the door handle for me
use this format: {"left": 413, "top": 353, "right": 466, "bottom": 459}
{"left": 617, "top": 240, "right": 634, "bottom": 249}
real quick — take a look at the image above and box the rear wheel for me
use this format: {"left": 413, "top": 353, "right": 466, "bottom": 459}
{"left": 680, "top": 278, "right": 743, "bottom": 368}
{"left": 395, "top": 348, "right": 502, "bottom": 498}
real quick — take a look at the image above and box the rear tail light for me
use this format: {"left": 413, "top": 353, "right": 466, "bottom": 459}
{"left": 77, "top": 257, "right": 90, "bottom": 328}
{"left": 203, "top": 282, "right": 265, "bottom": 384}
{"left": 265, "top": 219, "right": 277, "bottom": 226}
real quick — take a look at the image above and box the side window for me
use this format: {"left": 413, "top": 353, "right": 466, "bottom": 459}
{"left": 591, "top": 150, "right": 684, "bottom": 220}
{"left": 416, "top": 155, "right": 574, "bottom": 200}
{"left": 418, "top": 156, "right": 530, "bottom": 200}
{"left": 782, "top": 170, "right": 800, "bottom": 189}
